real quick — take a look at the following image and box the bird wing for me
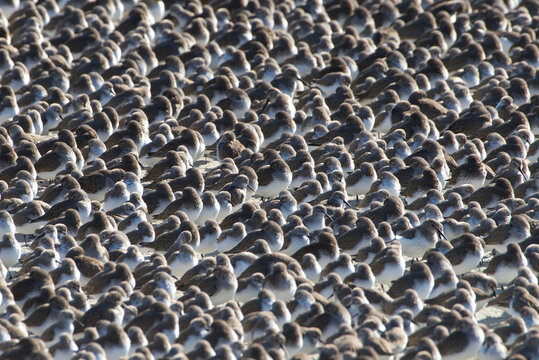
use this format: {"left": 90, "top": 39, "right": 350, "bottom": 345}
{"left": 75, "top": 256, "right": 105, "bottom": 279}
{"left": 291, "top": 243, "right": 317, "bottom": 262}
{"left": 32, "top": 199, "right": 76, "bottom": 222}
{"left": 83, "top": 274, "right": 105, "bottom": 295}
{"left": 39, "top": 184, "right": 63, "bottom": 203}
{"left": 198, "top": 275, "right": 218, "bottom": 297}
{"left": 387, "top": 275, "right": 412, "bottom": 299}
{"left": 256, "top": 167, "right": 275, "bottom": 187}
{"left": 484, "top": 255, "right": 504, "bottom": 275}
{"left": 337, "top": 228, "right": 361, "bottom": 251}
{"left": 79, "top": 173, "right": 108, "bottom": 193}
{"left": 369, "top": 257, "right": 387, "bottom": 276}
{"left": 34, "top": 152, "right": 62, "bottom": 172}
{"left": 239, "top": 254, "right": 295, "bottom": 278}
{"left": 485, "top": 224, "right": 509, "bottom": 245}
{"left": 444, "top": 247, "right": 466, "bottom": 266}
{"left": 307, "top": 313, "right": 331, "bottom": 329}
{"left": 437, "top": 331, "right": 470, "bottom": 355}
{"left": 227, "top": 232, "right": 259, "bottom": 254}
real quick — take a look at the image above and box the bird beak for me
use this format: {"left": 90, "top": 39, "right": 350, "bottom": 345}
{"left": 437, "top": 229, "right": 448, "bottom": 241}
{"left": 518, "top": 167, "right": 527, "bottom": 180}
{"left": 258, "top": 97, "right": 270, "bottom": 115}
{"left": 296, "top": 75, "right": 310, "bottom": 87}
{"left": 343, "top": 199, "right": 355, "bottom": 209}
{"left": 324, "top": 211, "right": 334, "bottom": 222}
{"left": 33, "top": 231, "right": 46, "bottom": 241}
{"left": 74, "top": 319, "right": 85, "bottom": 328}
{"left": 247, "top": 185, "right": 255, "bottom": 191}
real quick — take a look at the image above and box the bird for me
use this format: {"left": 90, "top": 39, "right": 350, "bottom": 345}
{"left": 371, "top": 248, "right": 406, "bottom": 287}
{"left": 0, "top": 1, "right": 535, "bottom": 359}
{"left": 444, "top": 234, "right": 485, "bottom": 275}
{"left": 478, "top": 333, "right": 508, "bottom": 360}
{"left": 484, "top": 215, "right": 531, "bottom": 252}
{"left": 387, "top": 262, "right": 434, "bottom": 300}
{"left": 197, "top": 266, "right": 238, "bottom": 306}
{"left": 263, "top": 262, "right": 297, "bottom": 301}
{"left": 142, "top": 182, "right": 175, "bottom": 216}
{"left": 485, "top": 244, "right": 528, "bottom": 285}
{"left": 216, "top": 131, "right": 245, "bottom": 162}
{"left": 29, "top": 189, "right": 92, "bottom": 225}
{"left": 0, "top": 233, "right": 20, "bottom": 269}
{"left": 345, "top": 162, "right": 377, "bottom": 200}
{"left": 437, "top": 318, "right": 485, "bottom": 360}
{"left": 255, "top": 159, "right": 292, "bottom": 199}
{"left": 33, "top": 142, "right": 78, "bottom": 180}
{"left": 397, "top": 219, "right": 447, "bottom": 259}
{"left": 292, "top": 231, "right": 340, "bottom": 269}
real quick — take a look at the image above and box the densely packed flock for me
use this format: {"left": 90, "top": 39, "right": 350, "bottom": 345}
{"left": 0, "top": 0, "right": 538, "bottom": 358}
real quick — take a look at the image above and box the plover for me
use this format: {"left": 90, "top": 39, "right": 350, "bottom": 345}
{"left": 509, "top": 286, "right": 539, "bottom": 319}
{"left": 216, "top": 223, "right": 246, "bottom": 253}
{"left": 83, "top": 263, "right": 134, "bottom": 295}
{"left": 281, "top": 226, "right": 312, "bottom": 256}
{"left": 0, "top": 211, "right": 15, "bottom": 239}
{"left": 494, "top": 316, "right": 526, "bottom": 346}
{"left": 95, "top": 322, "right": 130, "bottom": 359}
{"left": 263, "top": 262, "right": 297, "bottom": 301}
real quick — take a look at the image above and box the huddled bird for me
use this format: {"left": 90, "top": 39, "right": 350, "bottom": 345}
{"left": 0, "top": 0, "right": 536, "bottom": 359}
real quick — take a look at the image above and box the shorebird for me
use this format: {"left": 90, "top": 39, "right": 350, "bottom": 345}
{"left": 197, "top": 266, "right": 237, "bottom": 306}
{"left": 444, "top": 234, "right": 485, "bottom": 275}
{"left": 387, "top": 262, "right": 434, "bottom": 300}
{"left": 485, "top": 244, "right": 528, "bottom": 285}
{"left": 397, "top": 219, "right": 447, "bottom": 259}
{"left": 0, "top": 1, "right": 537, "bottom": 358}
{"left": 437, "top": 318, "right": 485, "bottom": 360}
{"left": 255, "top": 159, "right": 292, "bottom": 200}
